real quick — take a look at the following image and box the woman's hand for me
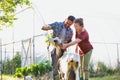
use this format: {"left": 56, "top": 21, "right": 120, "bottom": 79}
{"left": 79, "top": 50, "right": 84, "bottom": 56}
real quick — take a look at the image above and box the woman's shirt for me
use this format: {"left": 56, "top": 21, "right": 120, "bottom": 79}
{"left": 76, "top": 29, "right": 93, "bottom": 54}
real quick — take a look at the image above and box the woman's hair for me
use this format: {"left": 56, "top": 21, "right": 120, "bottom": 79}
{"left": 74, "top": 18, "right": 84, "bottom": 27}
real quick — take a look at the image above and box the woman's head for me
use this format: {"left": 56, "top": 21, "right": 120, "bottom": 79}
{"left": 74, "top": 18, "right": 84, "bottom": 32}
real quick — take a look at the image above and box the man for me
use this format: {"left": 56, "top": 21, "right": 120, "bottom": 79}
{"left": 41, "top": 15, "right": 75, "bottom": 79}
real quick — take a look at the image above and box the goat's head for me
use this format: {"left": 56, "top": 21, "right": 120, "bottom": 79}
{"left": 50, "top": 37, "right": 63, "bottom": 59}
{"left": 50, "top": 37, "right": 62, "bottom": 47}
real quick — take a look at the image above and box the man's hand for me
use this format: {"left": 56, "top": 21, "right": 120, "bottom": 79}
{"left": 41, "top": 26, "right": 51, "bottom": 30}
{"left": 61, "top": 43, "right": 68, "bottom": 50}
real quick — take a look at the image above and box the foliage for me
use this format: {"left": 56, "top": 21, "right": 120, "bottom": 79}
{"left": 30, "top": 64, "right": 39, "bottom": 77}
{"left": 89, "top": 61, "right": 119, "bottom": 78}
{"left": 106, "top": 67, "right": 115, "bottom": 75}
{"left": 91, "top": 75, "right": 120, "bottom": 80}
{"left": 0, "top": 0, "right": 31, "bottom": 28}
{"left": 14, "top": 66, "right": 30, "bottom": 80}
{"left": 22, "top": 66, "right": 30, "bottom": 77}
{"left": 89, "top": 61, "right": 95, "bottom": 74}
{"left": 97, "top": 62, "right": 107, "bottom": 73}
{"left": 12, "top": 52, "right": 21, "bottom": 70}
{"left": 37, "top": 60, "right": 52, "bottom": 76}
{"left": 3, "top": 52, "right": 21, "bottom": 74}
{"left": 30, "top": 60, "right": 52, "bottom": 78}
{"left": 14, "top": 68, "right": 23, "bottom": 78}
{"left": 45, "top": 33, "right": 53, "bottom": 44}
{"left": 14, "top": 60, "right": 52, "bottom": 79}
{"left": 3, "top": 58, "right": 12, "bottom": 74}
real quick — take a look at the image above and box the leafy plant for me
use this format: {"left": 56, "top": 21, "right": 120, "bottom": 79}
{"left": 3, "top": 52, "right": 21, "bottom": 74}
{"left": 14, "top": 60, "right": 52, "bottom": 80}
{"left": 30, "top": 64, "right": 39, "bottom": 77}
{"left": 14, "top": 68, "right": 23, "bottom": 78}
{"left": 45, "top": 33, "right": 53, "bottom": 44}
{"left": 0, "top": 0, "right": 31, "bottom": 28}
{"left": 3, "top": 58, "right": 12, "bottom": 74}
{"left": 14, "top": 66, "right": 30, "bottom": 80}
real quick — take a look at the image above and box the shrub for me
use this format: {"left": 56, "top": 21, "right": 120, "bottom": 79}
{"left": 14, "top": 60, "right": 52, "bottom": 80}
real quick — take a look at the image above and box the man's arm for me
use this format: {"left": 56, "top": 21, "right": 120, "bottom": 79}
{"left": 41, "top": 25, "right": 52, "bottom": 30}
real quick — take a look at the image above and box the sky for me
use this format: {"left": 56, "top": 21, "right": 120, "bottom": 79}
{"left": 0, "top": 0, "right": 120, "bottom": 67}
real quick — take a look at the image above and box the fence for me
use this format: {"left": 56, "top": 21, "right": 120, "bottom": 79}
{"left": 0, "top": 33, "right": 50, "bottom": 74}
{"left": 0, "top": 35, "right": 120, "bottom": 76}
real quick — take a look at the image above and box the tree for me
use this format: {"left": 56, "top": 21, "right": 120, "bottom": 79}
{"left": 0, "top": 0, "right": 31, "bottom": 29}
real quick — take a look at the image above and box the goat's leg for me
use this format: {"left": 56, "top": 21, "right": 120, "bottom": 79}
{"left": 51, "top": 48, "right": 59, "bottom": 77}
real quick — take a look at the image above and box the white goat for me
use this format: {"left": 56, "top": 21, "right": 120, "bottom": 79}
{"left": 50, "top": 37, "right": 80, "bottom": 80}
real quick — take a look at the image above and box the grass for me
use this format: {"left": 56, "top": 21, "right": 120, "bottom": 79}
{"left": 2, "top": 74, "right": 22, "bottom": 80}
{"left": 90, "top": 75, "right": 120, "bottom": 80}
{"left": 2, "top": 74, "right": 120, "bottom": 80}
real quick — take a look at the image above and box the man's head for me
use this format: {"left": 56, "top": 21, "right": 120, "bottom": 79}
{"left": 64, "top": 15, "right": 75, "bottom": 28}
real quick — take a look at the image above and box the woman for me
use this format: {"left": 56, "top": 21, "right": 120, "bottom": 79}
{"left": 62, "top": 18, "right": 93, "bottom": 80}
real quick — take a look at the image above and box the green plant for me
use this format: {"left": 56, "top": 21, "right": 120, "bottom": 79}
{"left": 14, "top": 66, "right": 29, "bottom": 80}
{"left": 45, "top": 33, "right": 53, "bottom": 44}
{"left": 30, "top": 64, "right": 39, "bottom": 77}
{"left": 14, "top": 68, "right": 23, "bottom": 78}
{"left": 97, "top": 62, "right": 107, "bottom": 72}
{"left": 3, "top": 52, "right": 21, "bottom": 74}
{"left": 3, "top": 58, "right": 12, "bottom": 74}
{"left": 14, "top": 60, "right": 52, "bottom": 80}
{"left": 0, "top": 0, "right": 31, "bottom": 28}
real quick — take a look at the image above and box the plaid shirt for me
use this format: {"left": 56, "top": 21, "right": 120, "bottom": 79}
{"left": 49, "top": 22, "right": 73, "bottom": 43}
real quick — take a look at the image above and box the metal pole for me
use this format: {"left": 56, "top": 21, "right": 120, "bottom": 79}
{"left": 117, "top": 43, "right": 120, "bottom": 68}
{"left": 32, "top": 10, "right": 35, "bottom": 64}
{"left": 12, "top": 27, "right": 14, "bottom": 74}
{"left": 0, "top": 39, "right": 2, "bottom": 80}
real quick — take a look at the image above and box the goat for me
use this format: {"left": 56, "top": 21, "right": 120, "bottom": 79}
{"left": 50, "top": 37, "right": 80, "bottom": 80}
